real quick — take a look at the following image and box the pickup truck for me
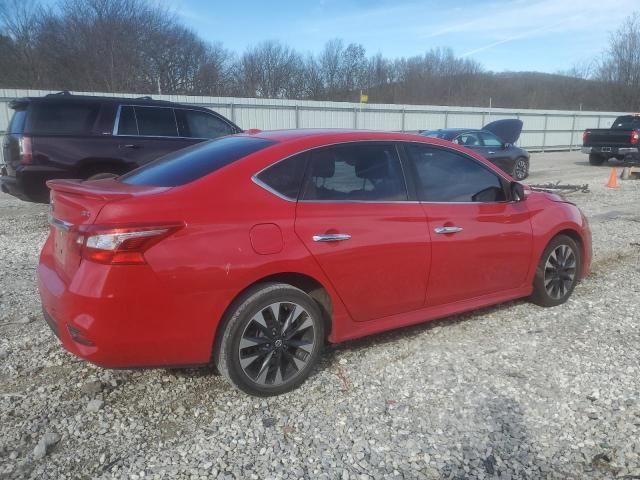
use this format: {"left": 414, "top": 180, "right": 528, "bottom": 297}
{"left": 581, "top": 115, "right": 640, "bottom": 165}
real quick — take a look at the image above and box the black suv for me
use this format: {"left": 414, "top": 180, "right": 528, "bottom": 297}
{"left": 1, "top": 92, "right": 242, "bottom": 202}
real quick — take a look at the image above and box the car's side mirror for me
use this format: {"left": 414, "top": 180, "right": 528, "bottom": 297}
{"left": 511, "top": 182, "right": 525, "bottom": 202}
{"left": 503, "top": 142, "right": 512, "bottom": 149}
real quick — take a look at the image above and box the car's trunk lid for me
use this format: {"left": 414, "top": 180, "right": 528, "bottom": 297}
{"left": 482, "top": 119, "right": 523, "bottom": 145}
{"left": 47, "top": 179, "right": 169, "bottom": 279}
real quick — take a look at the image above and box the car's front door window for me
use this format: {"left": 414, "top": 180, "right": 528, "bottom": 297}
{"left": 406, "top": 144, "right": 506, "bottom": 202}
{"left": 454, "top": 132, "right": 482, "bottom": 147}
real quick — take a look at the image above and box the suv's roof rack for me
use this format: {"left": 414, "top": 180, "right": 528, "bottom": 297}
{"left": 46, "top": 91, "right": 72, "bottom": 97}
{"left": 136, "top": 96, "right": 153, "bottom": 100}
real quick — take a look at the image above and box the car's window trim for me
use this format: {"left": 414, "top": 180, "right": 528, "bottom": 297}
{"left": 403, "top": 142, "right": 514, "bottom": 205}
{"left": 252, "top": 139, "right": 516, "bottom": 204}
{"left": 112, "top": 104, "right": 236, "bottom": 139}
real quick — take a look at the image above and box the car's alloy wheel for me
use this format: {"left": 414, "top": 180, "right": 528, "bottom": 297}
{"left": 543, "top": 245, "right": 576, "bottom": 300}
{"left": 530, "top": 235, "right": 581, "bottom": 307}
{"left": 238, "top": 301, "right": 316, "bottom": 386}
{"left": 216, "top": 283, "right": 324, "bottom": 396}
{"left": 513, "top": 157, "right": 529, "bottom": 180}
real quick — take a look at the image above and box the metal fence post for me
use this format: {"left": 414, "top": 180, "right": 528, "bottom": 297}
{"left": 569, "top": 114, "right": 577, "bottom": 151}
{"left": 444, "top": 111, "right": 449, "bottom": 128}
{"left": 597, "top": 116, "right": 602, "bottom": 128}
{"left": 295, "top": 105, "right": 300, "bottom": 129}
{"left": 401, "top": 108, "right": 406, "bottom": 132}
{"left": 230, "top": 103, "right": 235, "bottom": 124}
{"left": 353, "top": 107, "right": 358, "bottom": 129}
{"left": 542, "top": 114, "right": 548, "bottom": 152}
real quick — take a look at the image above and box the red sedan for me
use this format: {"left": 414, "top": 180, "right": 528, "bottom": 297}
{"left": 38, "top": 130, "right": 592, "bottom": 396}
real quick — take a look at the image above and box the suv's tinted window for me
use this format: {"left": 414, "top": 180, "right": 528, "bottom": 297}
{"left": 25, "top": 102, "right": 100, "bottom": 135}
{"left": 256, "top": 154, "right": 307, "bottom": 200}
{"left": 302, "top": 144, "right": 407, "bottom": 201}
{"left": 121, "top": 136, "right": 275, "bottom": 187}
{"left": 134, "top": 107, "right": 177, "bottom": 137}
{"left": 118, "top": 106, "right": 138, "bottom": 135}
{"left": 8, "top": 109, "right": 27, "bottom": 134}
{"left": 180, "top": 109, "right": 234, "bottom": 139}
{"left": 407, "top": 144, "right": 506, "bottom": 202}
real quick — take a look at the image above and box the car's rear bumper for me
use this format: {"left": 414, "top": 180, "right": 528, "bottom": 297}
{"left": 1, "top": 165, "right": 69, "bottom": 203}
{"left": 37, "top": 237, "right": 218, "bottom": 368}
{"left": 581, "top": 146, "right": 639, "bottom": 156}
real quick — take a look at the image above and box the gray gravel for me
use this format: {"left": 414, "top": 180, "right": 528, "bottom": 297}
{"left": 1, "top": 152, "right": 639, "bottom": 479}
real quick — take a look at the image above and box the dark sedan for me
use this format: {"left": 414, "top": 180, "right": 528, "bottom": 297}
{"left": 421, "top": 119, "right": 530, "bottom": 180}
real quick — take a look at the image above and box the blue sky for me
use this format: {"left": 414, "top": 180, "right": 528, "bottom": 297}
{"left": 164, "top": 0, "right": 630, "bottom": 73}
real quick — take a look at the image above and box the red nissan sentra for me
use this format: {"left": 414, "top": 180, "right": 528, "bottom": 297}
{"left": 38, "top": 130, "right": 592, "bottom": 396}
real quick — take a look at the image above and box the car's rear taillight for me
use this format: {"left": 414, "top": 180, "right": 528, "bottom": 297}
{"left": 582, "top": 131, "right": 589, "bottom": 144}
{"left": 631, "top": 131, "right": 639, "bottom": 145}
{"left": 78, "top": 223, "right": 183, "bottom": 265}
{"left": 19, "top": 136, "right": 33, "bottom": 164}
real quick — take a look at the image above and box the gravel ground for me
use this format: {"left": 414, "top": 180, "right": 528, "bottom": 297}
{"left": 1, "top": 152, "right": 639, "bottom": 480}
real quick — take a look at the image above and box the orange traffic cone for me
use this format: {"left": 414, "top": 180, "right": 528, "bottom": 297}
{"left": 606, "top": 168, "right": 619, "bottom": 189}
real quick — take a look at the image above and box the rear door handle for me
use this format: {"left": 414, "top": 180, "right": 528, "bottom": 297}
{"left": 434, "top": 226, "right": 463, "bottom": 234}
{"left": 312, "top": 233, "right": 352, "bottom": 242}
{"left": 120, "top": 144, "right": 142, "bottom": 150}
{"left": 488, "top": 151, "right": 496, "bottom": 154}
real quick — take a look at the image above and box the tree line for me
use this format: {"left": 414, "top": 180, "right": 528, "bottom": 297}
{"left": 1, "top": 0, "right": 638, "bottom": 112}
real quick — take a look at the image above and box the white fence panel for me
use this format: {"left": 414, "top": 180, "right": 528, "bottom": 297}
{"left": 0, "top": 88, "right": 629, "bottom": 152}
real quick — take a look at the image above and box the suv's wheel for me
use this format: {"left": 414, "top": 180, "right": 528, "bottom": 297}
{"left": 216, "top": 283, "right": 324, "bottom": 396}
{"left": 589, "top": 154, "right": 606, "bottom": 166}
{"left": 530, "top": 235, "right": 581, "bottom": 307}
{"left": 512, "top": 157, "right": 529, "bottom": 180}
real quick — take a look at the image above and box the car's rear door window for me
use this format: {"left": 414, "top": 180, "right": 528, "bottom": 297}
{"left": 479, "top": 132, "right": 503, "bottom": 147}
{"left": 301, "top": 144, "right": 407, "bottom": 201}
{"left": 120, "top": 136, "right": 275, "bottom": 187}
{"left": 134, "top": 106, "right": 178, "bottom": 137}
{"left": 177, "top": 109, "right": 235, "bottom": 139}
{"left": 117, "top": 106, "right": 138, "bottom": 135}
{"left": 406, "top": 144, "right": 506, "bottom": 202}
{"left": 25, "top": 102, "right": 100, "bottom": 135}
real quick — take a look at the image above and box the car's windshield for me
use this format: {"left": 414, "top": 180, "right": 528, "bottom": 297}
{"left": 611, "top": 115, "right": 640, "bottom": 130}
{"left": 120, "top": 135, "right": 275, "bottom": 187}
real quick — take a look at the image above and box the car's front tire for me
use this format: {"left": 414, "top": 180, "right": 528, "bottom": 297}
{"left": 512, "top": 157, "right": 529, "bottom": 180}
{"left": 216, "top": 283, "right": 325, "bottom": 396}
{"left": 529, "top": 235, "right": 581, "bottom": 307}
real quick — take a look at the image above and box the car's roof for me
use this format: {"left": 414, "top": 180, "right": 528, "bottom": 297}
{"left": 10, "top": 92, "right": 213, "bottom": 111}
{"left": 430, "top": 128, "right": 480, "bottom": 134}
{"left": 244, "top": 128, "right": 435, "bottom": 144}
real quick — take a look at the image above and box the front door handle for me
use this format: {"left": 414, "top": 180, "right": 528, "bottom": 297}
{"left": 312, "top": 233, "right": 352, "bottom": 242}
{"left": 434, "top": 226, "right": 463, "bottom": 234}
{"left": 120, "top": 144, "right": 142, "bottom": 150}
{"left": 488, "top": 151, "right": 496, "bottom": 154}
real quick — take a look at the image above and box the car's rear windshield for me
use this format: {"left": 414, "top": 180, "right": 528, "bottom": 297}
{"left": 8, "top": 109, "right": 27, "bottom": 134}
{"left": 120, "top": 136, "right": 275, "bottom": 187}
{"left": 612, "top": 116, "right": 640, "bottom": 130}
{"left": 25, "top": 101, "right": 100, "bottom": 135}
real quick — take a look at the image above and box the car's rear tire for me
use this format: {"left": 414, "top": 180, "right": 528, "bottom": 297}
{"left": 589, "top": 154, "right": 606, "bottom": 166}
{"left": 512, "top": 157, "right": 529, "bottom": 180}
{"left": 216, "top": 283, "right": 324, "bottom": 396}
{"left": 529, "top": 235, "right": 581, "bottom": 307}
